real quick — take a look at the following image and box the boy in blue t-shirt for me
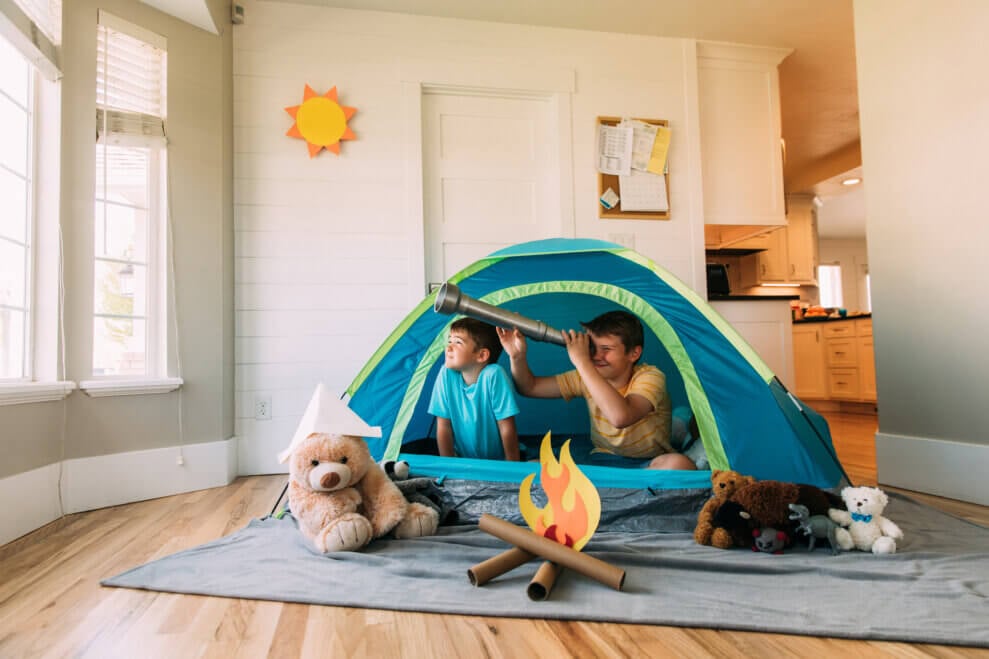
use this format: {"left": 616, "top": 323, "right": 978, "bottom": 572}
{"left": 428, "top": 318, "right": 521, "bottom": 460}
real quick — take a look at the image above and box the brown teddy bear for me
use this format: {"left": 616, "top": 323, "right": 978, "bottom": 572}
{"left": 693, "top": 469, "right": 756, "bottom": 547}
{"left": 287, "top": 432, "right": 439, "bottom": 553}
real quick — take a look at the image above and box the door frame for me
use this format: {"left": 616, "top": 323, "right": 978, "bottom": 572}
{"left": 401, "top": 61, "right": 576, "bottom": 307}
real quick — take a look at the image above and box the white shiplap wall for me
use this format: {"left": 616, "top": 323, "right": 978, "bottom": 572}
{"left": 233, "top": 1, "right": 710, "bottom": 473}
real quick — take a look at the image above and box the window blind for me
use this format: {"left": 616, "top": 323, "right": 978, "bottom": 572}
{"left": 96, "top": 11, "right": 166, "bottom": 146}
{"left": 0, "top": 0, "right": 60, "bottom": 78}
{"left": 11, "top": 0, "right": 60, "bottom": 44}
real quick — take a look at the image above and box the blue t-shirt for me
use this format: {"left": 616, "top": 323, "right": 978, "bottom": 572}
{"left": 427, "top": 364, "right": 520, "bottom": 459}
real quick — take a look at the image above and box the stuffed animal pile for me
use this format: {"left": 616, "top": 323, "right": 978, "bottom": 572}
{"left": 287, "top": 432, "right": 439, "bottom": 553}
{"left": 693, "top": 472, "right": 904, "bottom": 556}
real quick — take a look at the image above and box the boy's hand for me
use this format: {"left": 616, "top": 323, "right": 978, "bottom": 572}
{"left": 496, "top": 327, "right": 527, "bottom": 358}
{"left": 564, "top": 330, "right": 594, "bottom": 369}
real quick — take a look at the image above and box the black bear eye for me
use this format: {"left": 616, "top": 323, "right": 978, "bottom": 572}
{"left": 340, "top": 456, "right": 348, "bottom": 464}
{"left": 310, "top": 459, "right": 319, "bottom": 467}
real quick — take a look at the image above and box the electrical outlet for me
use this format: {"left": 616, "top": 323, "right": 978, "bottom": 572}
{"left": 254, "top": 395, "right": 272, "bottom": 421}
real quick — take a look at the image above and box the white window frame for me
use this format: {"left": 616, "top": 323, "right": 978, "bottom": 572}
{"left": 818, "top": 263, "right": 844, "bottom": 309}
{"left": 80, "top": 12, "right": 179, "bottom": 397}
{"left": 0, "top": 14, "right": 74, "bottom": 406}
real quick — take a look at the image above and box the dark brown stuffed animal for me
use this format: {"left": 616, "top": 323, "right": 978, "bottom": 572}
{"left": 710, "top": 499, "right": 757, "bottom": 549}
{"left": 693, "top": 469, "right": 757, "bottom": 546}
{"left": 728, "top": 480, "right": 840, "bottom": 532}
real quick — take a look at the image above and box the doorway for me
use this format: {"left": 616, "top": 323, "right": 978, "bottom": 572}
{"left": 421, "top": 89, "right": 562, "bottom": 292}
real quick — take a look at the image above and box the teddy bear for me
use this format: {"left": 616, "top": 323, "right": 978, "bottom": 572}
{"left": 693, "top": 469, "right": 757, "bottom": 547}
{"left": 287, "top": 432, "right": 439, "bottom": 553}
{"left": 828, "top": 485, "right": 903, "bottom": 555}
{"left": 726, "top": 480, "right": 840, "bottom": 533}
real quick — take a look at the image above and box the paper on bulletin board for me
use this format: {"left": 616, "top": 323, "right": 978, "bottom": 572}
{"left": 646, "top": 126, "right": 672, "bottom": 175}
{"left": 596, "top": 123, "right": 633, "bottom": 175}
{"left": 626, "top": 119, "right": 658, "bottom": 172}
{"left": 618, "top": 169, "right": 668, "bottom": 212}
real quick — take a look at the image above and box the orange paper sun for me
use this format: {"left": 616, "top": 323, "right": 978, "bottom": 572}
{"left": 285, "top": 84, "right": 357, "bottom": 157}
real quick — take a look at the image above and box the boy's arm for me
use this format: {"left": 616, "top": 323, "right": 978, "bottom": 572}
{"left": 497, "top": 416, "right": 520, "bottom": 461}
{"left": 496, "top": 327, "right": 562, "bottom": 398}
{"left": 566, "top": 331, "right": 654, "bottom": 428}
{"left": 436, "top": 417, "right": 455, "bottom": 457}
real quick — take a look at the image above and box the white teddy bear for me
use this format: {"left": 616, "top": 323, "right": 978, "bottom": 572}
{"left": 828, "top": 486, "right": 903, "bottom": 555}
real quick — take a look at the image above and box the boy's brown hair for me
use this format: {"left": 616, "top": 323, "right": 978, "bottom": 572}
{"left": 450, "top": 318, "right": 504, "bottom": 365}
{"left": 580, "top": 310, "right": 644, "bottom": 353}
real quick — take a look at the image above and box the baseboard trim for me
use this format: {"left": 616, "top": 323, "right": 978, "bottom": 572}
{"left": 239, "top": 434, "right": 290, "bottom": 476}
{"left": 0, "top": 464, "right": 62, "bottom": 547}
{"left": 875, "top": 431, "right": 989, "bottom": 506}
{"left": 61, "top": 438, "right": 239, "bottom": 514}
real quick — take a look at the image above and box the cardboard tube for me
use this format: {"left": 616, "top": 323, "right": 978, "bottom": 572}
{"left": 526, "top": 561, "right": 561, "bottom": 601}
{"left": 467, "top": 547, "right": 534, "bottom": 586}
{"left": 478, "top": 514, "right": 625, "bottom": 591}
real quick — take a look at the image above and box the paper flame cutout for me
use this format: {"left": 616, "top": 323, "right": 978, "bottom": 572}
{"left": 519, "top": 432, "right": 601, "bottom": 552}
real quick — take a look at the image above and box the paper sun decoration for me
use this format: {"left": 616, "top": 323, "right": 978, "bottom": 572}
{"left": 285, "top": 85, "right": 357, "bottom": 157}
{"left": 519, "top": 432, "right": 602, "bottom": 551}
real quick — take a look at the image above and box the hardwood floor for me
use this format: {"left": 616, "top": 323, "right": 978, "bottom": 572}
{"left": 1, "top": 411, "right": 987, "bottom": 658}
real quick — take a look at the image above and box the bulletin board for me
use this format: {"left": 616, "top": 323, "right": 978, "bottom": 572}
{"left": 597, "top": 116, "right": 670, "bottom": 220}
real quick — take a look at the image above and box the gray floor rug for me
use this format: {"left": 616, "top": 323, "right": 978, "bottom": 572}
{"left": 103, "top": 489, "right": 989, "bottom": 647}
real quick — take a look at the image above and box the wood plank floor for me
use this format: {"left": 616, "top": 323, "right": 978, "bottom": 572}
{"left": 1, "top": 411, "right": 987, "bottom": 658}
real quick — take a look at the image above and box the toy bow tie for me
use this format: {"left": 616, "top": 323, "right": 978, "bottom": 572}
{"left": 851, "top": 512, "right": 873, "bottom": 523}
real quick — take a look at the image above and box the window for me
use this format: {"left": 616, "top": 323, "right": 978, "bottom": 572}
{"left": 92, "top": 13, "right": 167, "bottom": 378}
{"left": 818, "top": 264, "right": 844, "bottom": 309}
{"left": 0, "top": 35, "right": 32, "bottom": 380}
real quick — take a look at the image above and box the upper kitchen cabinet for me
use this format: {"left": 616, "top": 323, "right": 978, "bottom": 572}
{"left": 697, "top": 42, "right": 791, "bottom": 226}
{"left": 784, "top": 195, "right": 819, "bottom": 283}
{"left": 737, "top": 195, "right": 819, "bottom": 287}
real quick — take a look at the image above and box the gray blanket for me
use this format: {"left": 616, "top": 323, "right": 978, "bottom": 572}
{"left": 103, "top": 486, "right": 989, "bottom": 647}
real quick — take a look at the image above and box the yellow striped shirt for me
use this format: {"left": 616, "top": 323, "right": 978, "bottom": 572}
{"left": 556, "top": 364, "right": 672, "bottom": 458}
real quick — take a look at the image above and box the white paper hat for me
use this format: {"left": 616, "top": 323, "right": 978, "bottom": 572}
{"left": 277, "top": 383, "right": 382, "bottom": 463}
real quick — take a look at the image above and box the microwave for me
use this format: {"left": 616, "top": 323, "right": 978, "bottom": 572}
{"left": 706, "top": 263, "right": 731, "bottom": 296}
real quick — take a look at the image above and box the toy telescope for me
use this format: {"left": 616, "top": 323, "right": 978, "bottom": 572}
{"left": 433, "top": 283, "right": 567, "bottom": 346}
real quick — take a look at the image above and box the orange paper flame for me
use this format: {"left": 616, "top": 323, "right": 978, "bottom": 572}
{"left": 519, "top": 432, "right": 602, "bottom": 552}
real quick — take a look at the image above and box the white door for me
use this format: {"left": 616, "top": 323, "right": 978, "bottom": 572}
{"left": 422, "top": 90, "right": 560, "bottom": 290}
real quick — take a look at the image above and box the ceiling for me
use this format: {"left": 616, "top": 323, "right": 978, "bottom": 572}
{"left": 187, "top": 0, "right": 868, "bottom": 237}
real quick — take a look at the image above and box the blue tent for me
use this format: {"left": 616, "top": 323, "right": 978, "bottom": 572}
{"left": 347, "top": 238, "right": 845, "bottom": 490}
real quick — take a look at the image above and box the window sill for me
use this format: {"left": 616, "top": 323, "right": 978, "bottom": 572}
{"left": 0, "top": 381, "right": 77, "bottom": 406}
{"left": 79, "top": 377, "right": 183, "bottom": 398}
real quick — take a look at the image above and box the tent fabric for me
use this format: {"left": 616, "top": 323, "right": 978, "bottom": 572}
{"left": 347, "top": 238, "right": 844, "bottom": 488}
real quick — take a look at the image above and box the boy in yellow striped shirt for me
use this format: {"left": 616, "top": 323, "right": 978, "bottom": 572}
{"left": 497, "top": 310, "right": 696, "bottom": 470}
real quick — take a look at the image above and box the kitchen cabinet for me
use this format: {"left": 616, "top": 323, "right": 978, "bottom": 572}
{"left": 738, "top": 228, "right": 787, "bottom": 284}
{"left": 784, "top": 196, "right": 819, "bottom": 284}
{"left": 704, "top": 224, "right": 776, "bottom": 250}
{"left": 792, "top": 324, "right": 828, "bottom": 399}
{"left": 737, "top": 195, "right": 818, "bottom": 287}
{"left": 794, "top": 318, "right": 875, "bottom": 403}
{"left": 697, "top": 42, "right": 790, "bottom": 226}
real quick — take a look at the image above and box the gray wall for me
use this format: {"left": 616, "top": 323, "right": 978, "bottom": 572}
{"left": 0, "top": 0, "right": 233, "bottom": 478}
{"left": 855, "top": 0, "right": 989, "bottom": 498}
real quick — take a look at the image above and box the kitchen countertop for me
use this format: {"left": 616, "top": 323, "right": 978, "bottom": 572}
{"left": 708, "top": 294, "right": 800, "bottom": 301}
{"left": 793, "top": 313, "right": 872, "bottom": 323}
